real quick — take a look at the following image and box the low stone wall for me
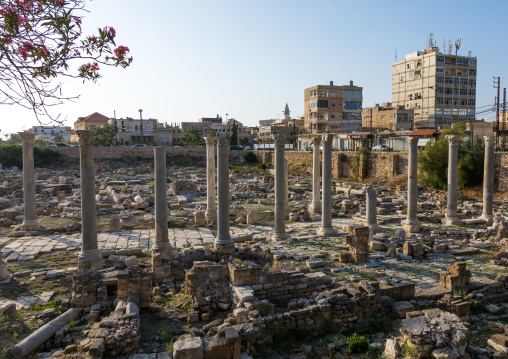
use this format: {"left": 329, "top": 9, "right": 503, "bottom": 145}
{"left": 53, "top": 146, "right": 245, "bottom": 160}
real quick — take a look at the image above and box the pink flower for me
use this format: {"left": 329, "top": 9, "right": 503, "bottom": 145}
{"left": 1, "top": 36, "right": 12, "bottom": 44}
{"left": 74, "top": 17, "right": 82, "bottom": 25}
{"left": 74, "top": 49, "right": 80, "bottom": 56}
{"left": 18, "top": 15, "right": 27, "bottom": 23}
{"left": 91, "top": 35, "right": 97, "bottom": 42}
{"left": 113, "top": 45, "right": 129, "bottom": 59}
{"left": 54, "top": 0, "right": 64, "bottom": 6}
{"left": 108, "top": 26, "right": 116, "bottom": 36}
{"left": 18, "top": 47, "right": 28, "bottom": 61}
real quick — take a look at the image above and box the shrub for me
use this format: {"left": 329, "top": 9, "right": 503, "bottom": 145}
{"left": 243, "top": 150, "right": 257, "bottom": 163}
{"left": 347, "top": 333, "right": 369, "bottom": 354}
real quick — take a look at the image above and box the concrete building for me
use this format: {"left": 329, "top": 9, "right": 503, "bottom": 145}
{"left": 362, "top": 102, "right": 414, "bottom": 131}
{"left": 71, "top": 112, "right": 110, "bottom": 142}
{"left": 392, "top": 47, "right": 477, "bottom": 129}
{"left": 31, "top": 125, "right": 72, "bottom": 142}
{"left": 109, "top": 117, "right": 158, "bottom": 144}
{"left": 258, "top": 104, "right": 307, "bottom": 145}
{"left": 304, "top": 81, "right": 363, "bottom": 134}
{"left": 466, "top": 120, "right": 494, "bottom": 147}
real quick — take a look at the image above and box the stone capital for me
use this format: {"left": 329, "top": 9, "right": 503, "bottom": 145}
{"left": 312, "top": 136, "right": 321, "bottom": 146}
{"left": 77, "top": 130, "right": 96, "bottom": 146}
{"left": 204, "top": 137, "right": 216, "bottom": 146}
{"left": 322, "top": 133, "right": 333, "bottom": 146}
{"left": 217, "top": 133, "right": 231, "bottom": 147}
{"left": 272, "top": 134, "right": 286, "bottom": 147}
{"left": 18, "top": 132, "right": 35, "bottom": 144}
{"left": 408, "top": 137, "right": 419, "bottom": 146}
{"left": 483, "top": 135, "right": 494, "bottom": 147}
{"left": 445, "top": 135, "right": 459, "bottom": 146}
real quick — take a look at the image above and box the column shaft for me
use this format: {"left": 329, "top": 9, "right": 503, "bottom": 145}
{"left": 309, "top": 137, "right": 322, "bottom": 214}
{"left": 214, "top": 134, "right": 235, "bottom": 253}
{"left": 205, "top": 138, "right": 217, "bottom": 221}
{"left": 272, "top": 134, "right": 288, "bottom": 240}
{"left": 18, "top": 132, "right": 40, "bottom": 230}
{"left": 444, "top": 135, "right": 461, "bottom": 225}
{"left": 77, "top": 130, "right": 103, "bottom": 269}
{"left": 403, "top": 137, "right": 420, "bottom": 232}
{"left": 318, "top": 134, "right": 337, "bottom": 237}
{"left": 482, "top": 136, "right": 494, "bottom": 223}
{"left": 154, "top": 147, "right": 171, "bottom": 251}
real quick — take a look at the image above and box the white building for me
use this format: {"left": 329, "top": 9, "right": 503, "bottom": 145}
{"left": 31, "top": 125, "right": 72, "bottom": 142}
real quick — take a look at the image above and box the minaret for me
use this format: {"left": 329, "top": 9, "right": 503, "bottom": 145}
{"left": 283, "top": 103, "right": 290, "bottom": 121}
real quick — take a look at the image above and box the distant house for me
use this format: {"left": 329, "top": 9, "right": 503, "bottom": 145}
{"left": 70, "top": 112, "right": 110, "bottom": 142}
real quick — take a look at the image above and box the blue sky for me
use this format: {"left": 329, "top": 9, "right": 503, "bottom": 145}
{"left": 2, "top": 0, "right": 506, "bottom": 135}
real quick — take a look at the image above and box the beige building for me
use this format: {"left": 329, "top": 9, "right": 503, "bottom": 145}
{"left": 466, "top": 120, "right": 494, "bottom": 147}
{"left": 304, "top": 81, "right": 363, "bottom": 134}
{"left": 392, "top": 47, "right": 477, "bottom": 129}
{"left": 362, "top": 102, "right": 414, "bottom": 131}
{"left": 71, "top": 112, "right": 110, "bottom": 142}
{"left": 258, "top": 104, "right": 307, "bottom": 145}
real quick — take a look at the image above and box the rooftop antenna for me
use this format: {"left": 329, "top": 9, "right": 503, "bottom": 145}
{"left": 455, "top": 38, "right": 461, "bottom": 56}
{"left": 395, "top": 50, "right": 397, "bottom": 62}
{"left": 428, "top": 33, "right": 435, "bottom": 48}
{"left": 448, "top": 40, "right": 452, "bottom": 55}
{"left": 468, "top": 51, "right": 472, "bottom": 57}
{"left": 443, "top": 39, "right": 446, "bottom": 53}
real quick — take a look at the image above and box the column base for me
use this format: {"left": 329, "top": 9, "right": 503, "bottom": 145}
{"left": 78, "top": 249, "right": 103, "bottom": 270}
{"left": 480, "top": 214, "right": 494, "bottom": 225}
{"left": 367, "top": 223, "right": 380, "bottom": 233}
{"left": 308, "top": 202, "right": 322, "bottom": 214}
{"left": 19, "top": 219, "right": 40, "bottom": 231}
{"left": 442, "top": 217, "right": 462, "bottom": 226}
{"left": 214, "top": 242, "right": 236, "bottom": 255}
{"left": 402, "top": 219, "right": 421, "bottom": 234}
{"left": 271, "top": 232, "right": 289, "bottom": 241}
{"left": 317, "top": 227, "right": 338, "bottom": 237}
{"left": 152, "top": 243, "right": 173, "bottom": 255}
{"left": 205, "top": 209, "right": 217, "bottom": 223}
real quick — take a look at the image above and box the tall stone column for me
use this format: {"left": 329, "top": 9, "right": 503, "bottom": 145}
{"left": 284, "top": 159, "right": 289, "bottom": 216}
{"left": 402, "top": 137, "right": 420, "bottom": 233}
{"left": 443, "top": 135, "right": 462, "bottom": 226}
{"left": 272, "top": 134, "right": 289, "bottom": 241}
{"left": 481, "top": 136, "right": 494, "bottom": 224}
{"left": 153, "top": 147, "right": 172, "bottom": 252}
{"left": 77, "top": 131, "right": 102, "bottom": 269}
{"left": 18, "top": 132, "right": 40, "bottom": 231}
{"left": 366, "top": 185, "right": 379, "bottom": 231}
{"left": 214, "top": 134, "right": 235, "bottom": 254}
{"left": 204, "top": 137, "right": 217, "bottom": 222}
{"left": 318, "top": 134, "right": 337, "bottom": 237}
{"left": 308, "top": 136, "right": 322, "bottom": 214}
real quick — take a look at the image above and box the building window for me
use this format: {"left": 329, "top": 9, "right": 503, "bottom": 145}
{"left": 330, "top": 103, "right": 335, "bottom": 108}
{"left": 468, "top": 99, "right": 476, "bottom": 106}
{"left": 445, "top": 77, "right": 453, "bottom": 84}
{"left": 389, "top": 116, "right": 393, "bottom": 122}
{"left": 469, "top": 70, "right": 476, "bottom": 76}
{"left": 469, "top": 59, "right": 477, "bottom": 66}
{"left": 437, "top": 56, "right": 444, "bottom": 63}
{"left": 330, "top": 115, "right": 335, "bottom": 119}
{"left": 330, "top": 91, "right": 336, "bottom": 97}
{"left": 459, "top": 89, "right": 467, "bottom": 96}
{"left": 381, "top": 116, "right": 385, "bottom": 120}
{"left": 469, "top": 90, "right": 476, "bottom": 96}
{"left": 400, "top": 75, "right": 405, "bottom": 81}
{"left": 457, "top": 58, "right": 468, "bottom": 66}
{"left": 436, "top": 67, "right": 444, "bottom": 73}
{"left": 469, "top": 80, "right": 476, "bottom": 87}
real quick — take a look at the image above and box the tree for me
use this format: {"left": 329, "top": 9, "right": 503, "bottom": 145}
{"left": 0, "top": 0, "right": 133, "bottom": 124}
{"left": 34, "top": 137, "right": 47, "bottom": 147}
{"left": 230, "top": 120, "right": 238, "bottom": 146}
{"left": 53, "top": 134, "right": 64, "bottom": 143}
{"left": 180, "top": 127, "right": 204, "bottom": 147}
{"left": 208, "top": 128, "right": 217, "bottom": 137}
{"left": 418, "top": 122, "right": 484, "bottom": 190}
{"left": 92, "top": 124, "right": 116, "bottom": 145}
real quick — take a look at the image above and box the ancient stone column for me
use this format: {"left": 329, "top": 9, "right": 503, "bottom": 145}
{"left": 272, "top": 134, "right": 288, "bottom": 241}
{"left": 284, "top": 159, "right": 289, "bottom": 216}
{"left": 318, "top": 134, "right": 337, "bottom": 237}
{"left": 214, "top": 134, "right": 235, "bottom": 254}
{"left": 308, "top": 136, "right": 322, "bottom": 214}
{"left": 18, "top": 132, "right": 40, "bottom": 231}
{"left": 481, "top": 135, "right": 494, "bottom": 224}
{"left": 402, "top": 137, "right": 420, "bottom": 233}
{"left": 204, "top": 137, "right": 217, "bottom": 222}
{"left": 153, "top": 147, "right": 172, "bottom": 253}
{"left": 443, "top": 135, "right": 462, "bottom": 226}
{"left": 77, "top": 130, "right": 103, "bottom": 270}
{"left": 366, "top": 185, "right": 379, "bottom": 231}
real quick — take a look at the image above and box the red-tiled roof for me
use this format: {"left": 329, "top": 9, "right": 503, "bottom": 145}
{"left": 409, "top": 130, "right": 437, "bottom": 136}
{"left": 78, "top": 112, "right": 109, "bottom": 123}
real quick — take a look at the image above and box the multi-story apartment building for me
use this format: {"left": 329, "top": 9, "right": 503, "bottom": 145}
{"left": 304, "top": 81, "right": 363, "bottom": 134}
{"left": 362, "top": 102, "right": 414, "bottom": 131}
{"left": 392, "top": 47, "right": 477, "bottom": 129}
{"left": 32, "top": 125, "right": 73, "bottom": 142}
{"left": 109, "top": 117, "right": 158, "bottom": 144}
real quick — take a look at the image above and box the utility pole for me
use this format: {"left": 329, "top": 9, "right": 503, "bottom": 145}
{"left": 138, "top": 109, "right": 144, "bottom": 145}
{"left": 503, "top": 88, "right": 507, "bottom": 151}
{"left": 494, "top": 77, "right": 500, "bottom": 149}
